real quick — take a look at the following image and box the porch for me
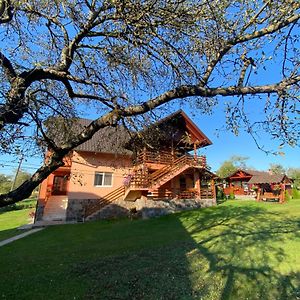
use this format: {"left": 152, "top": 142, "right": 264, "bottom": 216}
{"left": 256, "top": 190, "right": 285, "bottom": 203}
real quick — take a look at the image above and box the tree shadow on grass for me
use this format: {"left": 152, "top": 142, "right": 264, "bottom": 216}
{"left": 181, "top": 205, "right": 300, "bottom": 299}
{"left": 0, "top": 228, "right": 24, "bottom": 242}
{"left": 71, "top": 204, "right": 300, "bottom": 299}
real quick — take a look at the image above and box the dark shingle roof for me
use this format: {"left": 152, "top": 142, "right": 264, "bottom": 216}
{"left": 248, "top": 173, "right": 286, "bottom": 184}
{"left": 126, "top": 110, "right": 212, "bottom": 151}
{"left": 74, "top": 119, "right": 132, "bottom": 155}
{"left": 46, "top": 117, "right": 132, "bottom": 155}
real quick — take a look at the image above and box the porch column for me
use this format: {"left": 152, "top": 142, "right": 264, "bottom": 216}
{"left": 211, "top": 178, "right": 216, "bottom": 203}
{"left": 171, "top": 148, "right": 175, "bottom": 165}
{"left": 46, "top": 173, "right": 55, "bottom": 199}
{"left": 194, "top": 170, "right": 201, "bottom": 199}
{"left": 256, "top": 188, "right": 261, "bottom": 202}
{"left": 279, "top": 189, "right": 285, "bottom": 204}
{"left": 193, "top": 143, "right": 197, "bottom": 161}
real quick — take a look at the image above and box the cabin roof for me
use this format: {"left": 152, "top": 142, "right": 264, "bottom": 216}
{"left": 127, "top": 109, "right": 212, "bottom": 152}
{"left": 225, "top": 169, "right": 270, "bottom": 179}
{"left": 226, "top": 169, "right": 291, "bottom": 184}
{"left": 248, "top": 174, "right": 289, "bottom": 184}
{"left": 150, "top": 109, "right": 212, "bottom": 147}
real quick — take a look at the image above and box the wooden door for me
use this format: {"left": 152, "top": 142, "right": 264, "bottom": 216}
{"left": 52, "top": 175, "right": 68, "bottom": 195}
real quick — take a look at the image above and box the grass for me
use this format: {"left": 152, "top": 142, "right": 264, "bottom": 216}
{"left": 0, "top": 208, "right": 34, "bottom": 242}
{"left": 0, "top": 199, "right": 300, "bottom": 299}
{"left": 0, "top": 197, "right": 37, "bottom": 241}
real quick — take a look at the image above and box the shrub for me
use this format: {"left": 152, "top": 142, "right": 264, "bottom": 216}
{"left": 217, "top": 189, "right": 225, "bottom": 200}
{"left": 0, "top": 198, "right": 37, "bottom": 212}
{"left": 229, "top": 192, "right": 235, "bottom": 200}
{"left": 292, "top": 188, "right": 300, "bottom": 199}
{"left": 285, "top": 191, "right": 291, "bottom": 202}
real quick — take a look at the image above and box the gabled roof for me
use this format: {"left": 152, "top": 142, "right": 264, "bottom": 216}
{"left": 127, "top": 109, "right": 212, "bottom": 151}
{"left": 226, "top": 169, "right": 267, "bottom": 179}
{"left": 151, "top": 109, "right": 212, "bottom": 147}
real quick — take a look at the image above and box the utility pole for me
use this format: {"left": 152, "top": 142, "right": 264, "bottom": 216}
{"left": 10, "top": 155, "right": 23, "bottom": 191}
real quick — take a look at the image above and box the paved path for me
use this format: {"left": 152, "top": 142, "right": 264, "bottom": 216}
{"left": 0, "top": 228, "right": 44, "bottom": 247}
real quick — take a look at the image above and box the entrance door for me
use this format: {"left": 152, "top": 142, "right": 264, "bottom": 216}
{"left": 52, "top": 175, "right": 68, "bottom": 195}
{"left": 179, "top": 176, "right": 187, "bottom": 190}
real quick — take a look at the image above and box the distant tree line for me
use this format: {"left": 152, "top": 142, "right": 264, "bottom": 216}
{"left": 0, "top": 170, "right": 32, "bottom": 194}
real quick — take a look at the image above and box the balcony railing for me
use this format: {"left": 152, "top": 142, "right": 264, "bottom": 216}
{"left": 136, "top": 149, "right": 206, "bottom": 168}
{"left": 136, "top": 150, "right": 174, "bottom": 165}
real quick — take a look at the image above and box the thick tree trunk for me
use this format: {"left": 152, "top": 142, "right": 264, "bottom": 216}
{"left": 0, "top": 152, "right": 65, "bottom": 207}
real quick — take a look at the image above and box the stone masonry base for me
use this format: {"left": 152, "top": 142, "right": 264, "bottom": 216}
{"left": 65, "top": 197, "right": 216, "bottom": 222}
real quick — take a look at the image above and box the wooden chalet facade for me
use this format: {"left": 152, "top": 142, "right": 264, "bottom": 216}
{"left": 35, "top": 110, "right": 217, "bottom": 223}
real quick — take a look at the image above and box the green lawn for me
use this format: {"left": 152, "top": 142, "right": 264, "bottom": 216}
{"left": 0, "top": 200, "right": 300, "bottom": 299}
{"left": 0, "top": 208, "right": 33, "bottom": 241}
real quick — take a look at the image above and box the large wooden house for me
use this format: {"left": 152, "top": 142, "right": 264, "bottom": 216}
{"left": 35, "top": 110, "right": 217, "bottom": 223}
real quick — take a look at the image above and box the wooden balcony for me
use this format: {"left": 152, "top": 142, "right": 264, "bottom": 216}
{"left": 136, "top": 149, "right": 206, "bottom": 168}
{"left": 136, "top": 150, "right": 174, "bottom": 165}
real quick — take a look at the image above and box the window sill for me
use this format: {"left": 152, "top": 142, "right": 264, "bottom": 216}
{"left": 94, "top": 185, "right": 113, "bottom": 188}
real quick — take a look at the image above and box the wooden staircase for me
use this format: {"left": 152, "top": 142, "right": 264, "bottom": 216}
{"left": 84, "top": 186, "right": 125, "bottom": 220}
{"left": 148, "top": 155, "right": 195, "bottom": 190}
{"left": 123, "top": 155, "right": 196, "bottom": 200}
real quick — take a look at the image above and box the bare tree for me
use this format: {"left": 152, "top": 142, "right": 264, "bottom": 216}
{"left": 0, "top": 0, "right": 299, "bottom": 206}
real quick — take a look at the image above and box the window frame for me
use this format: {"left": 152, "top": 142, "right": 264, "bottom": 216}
{"left": 94, "top": 172, "right": 113, "bottom": 187}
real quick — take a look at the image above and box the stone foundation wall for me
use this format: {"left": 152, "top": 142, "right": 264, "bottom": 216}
{"left": 66, "top": 199, "right": 101, "bottom": 222}
{"left": 136, "top": 198, "right": 215, "bottom": 219}
{"left": 85, "top": 197, "right": 216, "bottom": 221}
{"left": 86, "top": 198, "right": 136, "bottom": 220}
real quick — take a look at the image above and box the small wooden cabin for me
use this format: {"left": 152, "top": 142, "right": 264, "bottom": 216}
{"left": 224, "top": 169, "right": 292, "bottom": 202}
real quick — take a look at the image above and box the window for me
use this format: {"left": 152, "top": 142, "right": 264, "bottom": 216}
{"left": 94, "top": 172, "right": 113, "bottom": 187}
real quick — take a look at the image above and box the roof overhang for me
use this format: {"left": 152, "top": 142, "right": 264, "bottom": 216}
{"left": 178, "top": 110, "right": 212, "bottom": 148}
